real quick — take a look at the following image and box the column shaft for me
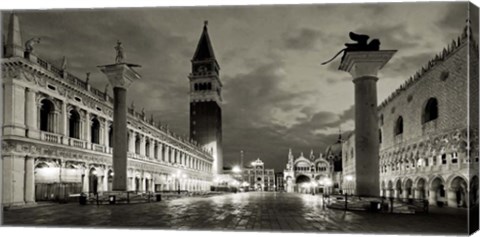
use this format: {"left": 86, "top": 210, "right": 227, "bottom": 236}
{"left": 112, "top": 87, "right": 128, "bottom": 191}
{"left": 24, "top": 157, "right": 35, "bottom": 203}
{"left": 353, "top": 76, "right": 380, "bottom": 196}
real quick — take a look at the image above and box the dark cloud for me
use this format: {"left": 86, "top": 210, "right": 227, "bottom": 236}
{"left": 283, "top": 28, "right": 325, "bottom": 50}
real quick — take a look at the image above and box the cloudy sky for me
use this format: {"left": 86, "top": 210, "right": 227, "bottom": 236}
{"left": 2, "top": 2, "right": 477, "bottom": 171}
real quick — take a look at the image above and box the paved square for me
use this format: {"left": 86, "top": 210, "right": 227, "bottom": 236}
{"left": 2, "top": 192, "right": 469, "bottom": 234}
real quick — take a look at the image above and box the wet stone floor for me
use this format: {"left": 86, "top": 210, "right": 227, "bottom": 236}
{"left": 2, "top": 192, "right": 469, "bottom": 234}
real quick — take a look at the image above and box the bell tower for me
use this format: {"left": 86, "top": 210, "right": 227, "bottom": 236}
{"left": 189, "top": 21, "right": 223, "bottom": 175}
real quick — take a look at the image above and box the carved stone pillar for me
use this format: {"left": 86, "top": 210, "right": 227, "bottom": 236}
{"left": 25, "top": 88, "right": 40, "bottom": 139}
{"left": 24, "top": 156, "right": 35, "bottom": 203}
{"left": 139, "top": 135, "right": 146, "bottom": 156}
{"left": 339, "top": 50, "right": 396, "bottom": 197}
{"left": 3, "top": 81, "right": 26, "bottom": 136}
{"left": 128, "top": 130, "right": 135, "bottom": 153}
{"left": 2, "top": 155, "right": 26, "bottom": 206}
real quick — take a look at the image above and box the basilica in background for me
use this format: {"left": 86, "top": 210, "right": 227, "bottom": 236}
{"left": 284, "top": 22, "right": 479, "bottom": 209}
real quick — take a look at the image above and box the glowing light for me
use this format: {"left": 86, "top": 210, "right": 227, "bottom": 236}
{"left": 345, "top": 175, "right": 353, "bottom": 181}
{"left": 232, "top": 166, "right": 241, "bottom": 173}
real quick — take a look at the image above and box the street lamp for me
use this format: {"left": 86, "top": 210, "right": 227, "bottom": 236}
{"left": 310, "top": 181, "right": 317, "bottom": 195}
{"left": 232, "top": 166, "right": 241, "bottom": 173}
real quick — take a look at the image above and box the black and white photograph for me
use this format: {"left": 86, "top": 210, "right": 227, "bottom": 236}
{"left": 1, "top": 0, "right": 479, "bottom": 236}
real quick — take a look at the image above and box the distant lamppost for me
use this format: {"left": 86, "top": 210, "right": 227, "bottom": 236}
{"left": 324, "top": 178, "right": 333, "bottom": 195}
{"left": 173, "top": 171, "right": 184, "bottom": 194}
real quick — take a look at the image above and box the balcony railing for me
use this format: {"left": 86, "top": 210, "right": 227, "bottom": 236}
{"left": 69, "top": 138, "right": 85, "bottom": 148}
{"left": 41, "top": 131, "right": 62, "bottom": 144}
{"left": 92, "top": 144, "right": 105, "bottom": 153}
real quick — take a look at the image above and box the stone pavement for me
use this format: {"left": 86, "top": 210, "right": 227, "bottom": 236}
{"left": 2, "top": 192, "right": 469, "bottom": 234}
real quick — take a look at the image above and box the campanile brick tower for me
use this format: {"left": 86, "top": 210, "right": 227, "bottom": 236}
{"left": 189, "top": 21, "right": 223, "bottom": 175}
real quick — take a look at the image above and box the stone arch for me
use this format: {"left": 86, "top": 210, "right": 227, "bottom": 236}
{"left": 68, "top": 109, "right": 81, "bottom": 139}
{"left": 448, "top": 176, "right": 468, "bottom": 207}
{"left": 430, "top": 176, "right": 446, "bottom": 206}
{"left": 415, "top": 177, "right": 427, "bottom": 200}
{"left": 395, "top": 179, "right": 403, "bottom": 198}
{"left": 422, "top": 97, "right": 438, "bottom": 124}
{"left": 88, "top": 167, "right": 99, "bottom": 194}
{"left": 40, "top": 98, "right": 56, "bottom": 133}
{"left": 404, "top": 178, "right": 413, "bottom": 199}
{"left": 90, "top": 116, "right": 101, "bottom": 144}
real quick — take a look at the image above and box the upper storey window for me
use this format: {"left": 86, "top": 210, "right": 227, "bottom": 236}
{"left": 394, "top": 116, "right": 403, "bottom": 135}
{"left": 422, "top": 98, "right": 438, "bottom": 123}
{"left": 68, "top": 110, "right": 81, "bottom": 139}
{"left": 40, "top": 99, "right": 55, "bottom": 133}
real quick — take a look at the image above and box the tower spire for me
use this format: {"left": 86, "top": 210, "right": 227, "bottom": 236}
{"left": 5, "top": 13, "right": 23, "bottom": 58}
{"left": 192, "top": 20, "right": 216, "bottom": 61}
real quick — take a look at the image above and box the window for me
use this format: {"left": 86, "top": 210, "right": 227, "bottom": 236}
{"left": 145, "top": 140, "right": 150, "bottom": 157}
{"left": 108, "top": 125, "right": 113, "bottom": 148}
{"left": 452, "top": 152, "right": 458, "bottom": 164}
{"left": 90, "top": 117, "right": 100, "bottom": 144}
{"left": 441, "top": 154, "right": 447, "bottom": 165}
{"left": 394, "top": 116, "right": 403, "bottom": 135}
{"left": 135, "top": 135, "right": 141, "bottom": 154}
{"left": 68, "top": 110, "right": 81, "bottom": 139}
{"left": 423, "top": 98, "right": 438, "bottom": 123}
{"left": 40, "top": 99, "right": 55, "bottom": 132}
{"left": 379, "top": 129, "right": 382, "bottom": 143}
{"left": 380, "top": 114, "right": 384, "bottom": 126}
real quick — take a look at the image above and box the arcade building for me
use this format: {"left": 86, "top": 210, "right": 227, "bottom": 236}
{"left": 1, "top": 14, "right": 223, "bottom": 207}
{"left": 341, "top": 23, "right": 479, "bottom": 208}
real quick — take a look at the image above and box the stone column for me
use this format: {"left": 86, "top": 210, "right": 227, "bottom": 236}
{"left": 139, "top": 135, "right": 146, "bottom": 156}
{"left": 128, "top": 130, "right": 135, "bottom": 153}
{"left": 24, "top": 156, "right": 35, "bottom": 203}
{"left": 25, "top": 88, "right": 40, "bottom": 139}
{"left": 2, "top": 155, "right": 27, "bottom": 206}
{"left": 164, "top": 146, "right": 169, "bottom": 163}
{"left": 82, "top": 169, "right": 89, "bottom": 193}
{"left": 3, "top": 81, "right": 26, "bottom": 136}
{"left": 339, "top": 50, "right": 396, "bottom": 197}
{"left": 104, "top": 120, "right": 110, "bottom": 148}
{"left": 99, "top": 61, "right": 141, "bottom": 192}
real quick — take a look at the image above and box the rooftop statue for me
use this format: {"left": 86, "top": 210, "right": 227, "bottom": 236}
{"left": 25, "top": 37, "right": 41, "bottom": 53}
{"left": 321, "top": 32, "right": 380, "bottom": 65}
{"left": 114, "top": 40, "right": 125, "bottom": 63}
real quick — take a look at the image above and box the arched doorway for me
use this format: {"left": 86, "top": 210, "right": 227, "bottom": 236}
{"left": 135, "top": 176, "right": 140, "bottom": 192}
{"left": 89, "top": 168, "right": 98, "bottom": 194}
{"left": 415, "top": 178, "right": 427, "bottom": 199}
{"left": 450, "top": 176, "right": 468, "bottom": 208}
{"left": 430, "top": 177, "right": 446, "bottom": 207}
{"left": 395, "top": 179, "right": 402, "bottom": 199}
{"left": 404, "top": 179, "right": 413, "bottom": 199}
{"left": 295, "top": 175, "right": 311, "bottom": 193}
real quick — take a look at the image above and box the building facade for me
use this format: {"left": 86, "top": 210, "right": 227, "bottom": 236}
{"left": 242, "top": 159, "right": 275, "bottom": 191}
{"left": 2, "top": 14, "right": 217, "bottom": 207}
{"left": 283, "top": 149, "right": 332, "bottom": 193}
{"left": 342, "top": 24, "right": 479, "bottom": 208}
{"left": 274, "top": 172, "right": 285, "bottom": 191}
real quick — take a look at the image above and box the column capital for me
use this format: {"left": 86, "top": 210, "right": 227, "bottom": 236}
{"left": 98, "top": 63, "right": 141, "bottom": 89}
{"left": 339, "top": 50, "right": 397, "bottom": 78}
